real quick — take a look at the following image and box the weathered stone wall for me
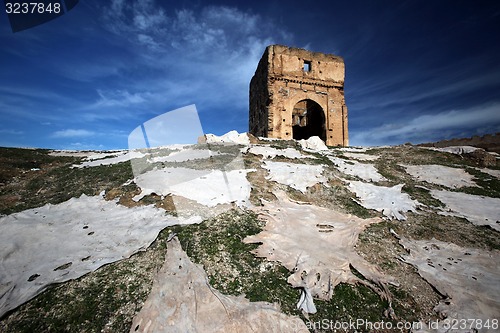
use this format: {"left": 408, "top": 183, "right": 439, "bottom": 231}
{"left": 249, "top": 48, "right": 270, "bottom": 138}
{"left": 249, "top": 45, "right": 349, "bottom": 146}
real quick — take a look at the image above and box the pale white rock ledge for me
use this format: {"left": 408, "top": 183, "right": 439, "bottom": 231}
{"left": 247, "top": 145, "right": 315, "bottom": 160}
{"left": 338, "top": 146, "right": 370, "bottom": 153}
{"left": 203, "top": 130, "right": 250, "bottom": 145}
{"left": 341, "top": 152, "right": 380, "bottom": 161}
{"left": 475, "top": 167, "right": 500, "bottom": 179}
{"left": 73, "top": 150, "right": 146, "bottom": 168}
{"left": 150, "top": 148, "right": 224, "bottom": 163}
{"left": 329, "top": 156, "right": 387, "bottom": 182}
{"left": 133, "top": 167, "right": 254, "bottom": 208}
{"left": 298, "top": 136, "right": 328, "bottom": 151}
{"left": 244, "top": 192, "right": 396, "bottom": 314}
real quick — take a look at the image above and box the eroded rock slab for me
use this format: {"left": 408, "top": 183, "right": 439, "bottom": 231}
{"left": 298, "top": 136, "right": 329, "bottom": 151}
{"left": 204, "top": 130, "right": 250, "bottom": 145}
{"left": 74, "top": 150, "right": 146, "bottom": 168}
{"left": 400, "top": 238, "right": 500, "bottom": 332}
{"left": 341, "top": 152, "right": 380, "bottom": 161}
{"left": 130, "top": 237, "right": 308, "bottom": 333}
{"left": 244, "top": 192, "right": 396, "bottom": 314}
{"left": 475, "top": 167, "right": 500, "bottom": 179}
{"left": 133, "top": 167, "right": 253, "bottom": 208}
{"left": 425, "top": 146, "right": 481, "bottom": 155}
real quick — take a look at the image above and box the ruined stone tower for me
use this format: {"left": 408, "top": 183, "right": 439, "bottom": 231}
{"left": 249, "top": 45, "right": 348, "bottom": 146}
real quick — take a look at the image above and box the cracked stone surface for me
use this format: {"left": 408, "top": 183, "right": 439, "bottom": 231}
{"left": 0, "top": 194, "right": 191, "bottom": 318}
{"left": 262, "top": 161, "right": 328, "bottom": 193}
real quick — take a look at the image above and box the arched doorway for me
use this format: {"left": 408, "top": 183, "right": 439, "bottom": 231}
{"left": 292, "top": 99, "right": 326, "bottom": 141}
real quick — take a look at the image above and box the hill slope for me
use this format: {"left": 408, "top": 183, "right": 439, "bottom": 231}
{"left": 1, "top": 135, "right": 499, "bottom": 332}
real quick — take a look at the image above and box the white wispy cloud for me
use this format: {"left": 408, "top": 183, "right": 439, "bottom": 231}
{"left": 52, "top": 129, "right": 96, "bottom": 138}
{"left": 0, "top": 129, "right": 24, "bottom": 135}
{"left": 91, "top": 89, "right": 152, "bottom": 108}
{"left": 66, "top": 142, "right": 106, "bottom": 150}
{"left": 350, "top": 103, "right": 500, "bottom": 146}
{"left": 87, "top": 1, "right": 293, "bottom": 132}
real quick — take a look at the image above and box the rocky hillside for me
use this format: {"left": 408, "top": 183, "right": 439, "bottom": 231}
{"left": 0, "top": 133, "right": 499, "bottom": 333}
{"left": 419, "top": 132, "right": 500, "bottom": 154}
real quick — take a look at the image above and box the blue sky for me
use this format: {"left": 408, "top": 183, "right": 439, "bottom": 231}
{"left": 1, "top": 0, "right": 500, "bottom": 149}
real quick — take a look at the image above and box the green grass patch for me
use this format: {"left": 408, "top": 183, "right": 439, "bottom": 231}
{"left": 1, "top": 161, "right": 133, "bottom": 215}
{"left": 171, "top": 209, "right": 300, "bottom": 315}
{"left": 459, "top": 168, "right": 500, "bottom": 198}
{"left": 402, "top": 184, "right": 444, "bottom": 207}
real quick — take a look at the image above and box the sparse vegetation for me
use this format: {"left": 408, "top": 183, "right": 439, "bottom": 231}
{"left": 171, "top": 209, "right": 301, "bottom": 315}
{"left": 0, "top": 148, "right": 133, "bottom": 215}
{"left": 1, "top": 142, "right": 499, "bottom": 332}
{"left": 460, "top": 167, "right": 500, "bottom": 198}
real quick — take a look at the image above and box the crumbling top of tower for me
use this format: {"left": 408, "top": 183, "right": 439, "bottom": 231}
{"left": 260, "top": 45, "right": 345, "bottom": 84}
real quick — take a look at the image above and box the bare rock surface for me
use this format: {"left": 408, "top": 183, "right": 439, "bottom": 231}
{"left": 262, "top": 161, "right": 327, "bottom": 193}
{"left": 298, "top": 136, "right": 329, "bottom": 151}
{"left": 424, "top": 146, "right": 481, "bottom": 155}
{"left": 328, "top": 156, "right": 387, "bottom": 182}
{"left": 133, "top": 167, "right": 253, "bottom": 208}
{"left": 341, "top": 152, "right": 379, "bottom": 161}
{"left": 1, "top": 138, "right": 499, "bottom": 332}
{"left": 247, "top": 145, "right": 314, "bottom": 159}
{"left": 204, "top": 130, "right": 250, "bottom": 145}
{"left": 475, "top": 167, "right": 500, "bottom": 179}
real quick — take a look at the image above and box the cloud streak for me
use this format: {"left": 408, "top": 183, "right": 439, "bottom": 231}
{"left": 52, "top": 129, "right": 96, "bottom": 138}
{"left": 2, "top": 1, "right": 499, "bottom": 150}
{"left": 89, "top": 1, "right": 293, "bottom": 133}
{"left": 350, "top": 103, "right": 500, "bottom": 146}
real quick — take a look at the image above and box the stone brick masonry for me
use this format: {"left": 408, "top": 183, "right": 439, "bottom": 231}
{"left": 249, "top": 45, "right": 349, "bottom": 146}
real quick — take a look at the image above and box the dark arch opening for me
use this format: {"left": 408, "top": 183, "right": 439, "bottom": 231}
{"left": 292, "top": 99, "right": 326, "bottom": 141}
